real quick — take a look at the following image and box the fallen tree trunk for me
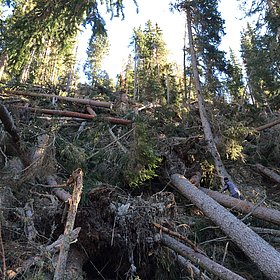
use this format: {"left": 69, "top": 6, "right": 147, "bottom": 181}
{"left": 198, "top": 187, "right": 280, "bottom": 225}
{"left": 4, "top": 89, "right": 112, "bottom": 108}
{"left": 160, "top": 233, "right": 245, "bottom": 280}
{"left": 171, "top": 174, "right": 280, "bottom": 280}
{"left": 255, "top": 163, "right": 280, "bottom": 183}
{"left": 255, "top": 118, "right": 280, "bottom": 131}
{"left": 14, "top": 105, "right": 132, "bottom": 125}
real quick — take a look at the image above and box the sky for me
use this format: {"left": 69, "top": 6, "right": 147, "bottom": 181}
{"left": 77, "top": 0, "right": 248, "bottom": 83}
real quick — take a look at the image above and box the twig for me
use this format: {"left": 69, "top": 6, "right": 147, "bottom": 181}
{"left": 153, "top": 222, "right": 206, "bottom": 255}
{"left": 87, "top": 126, "right": 135, "bottom": 159}
{"left": 221, "top": 241, "right": 229, "bottom": 266}
{"left": 241, "top": 194, "right": 267, "bottom": 222}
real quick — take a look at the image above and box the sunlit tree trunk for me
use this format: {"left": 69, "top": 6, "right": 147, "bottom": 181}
{"left": 0, "top": 52, "right": 8, "bottom": 81}
{"left": 20, "top": 48, "right": 35, "bottom": 83}
{"left": 186, "top": 8, "right": 230, "bottom": 183}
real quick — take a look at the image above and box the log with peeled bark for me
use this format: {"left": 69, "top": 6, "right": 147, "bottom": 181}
{"left": 255, "top": 163, "right": 280, "bottom": 183}
{"left": 4, "top": 89, "right": 112, "bottom": 108}
{"left": 14, "top": 105, "right": 132, "bottom": 125}
{"left": 171, "top": 174, "right": 280, "bottom": 280}
{"left": 159, "top": 233, "right": 245, "bottom": 280}
{"left": 198, "top": 187, "right": 280, "bottom": 225}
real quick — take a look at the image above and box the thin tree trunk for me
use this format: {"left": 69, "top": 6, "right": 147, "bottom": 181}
{"left": 160, "top": 233, "right": 245, "bottom": 280}
{"left": 186, "top": 8, "right": 230, "bottom": 183}
{"left": 0, "top": 52, "right": 8, "bottom": 81}
{"left": 199, "top": 186, "right": 280, "bottom": 225}
{"left": 133, "top": 42, "right": 138, "bottom": 100}
{"left": 171, "top": 174, "right": 280, "bottom": 280}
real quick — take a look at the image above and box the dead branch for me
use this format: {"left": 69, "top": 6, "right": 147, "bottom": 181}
{"left": 198, "top": 186, "right": 280, "bottom": 225}
{"left": 46, "top": 175, "right": 71, "bottom": 202}
{"left": 171, "top": 174, "right": 280, "bottom": 280}
{"left": 109, "top": 126, "right": 128, "bottom": 153}
{"left": 153, "top": 222, "right": 205, "bottom": 255}
{"left": 250, "top": 226, "right": 280, "bottom": 237}
{"left": 159, "top": 233, "right": 245, "bottom": 280}
{"left": 14, "top": 105, "right": 132, "bottom": 125}
{"left": 255, "top": 163, "right": 280, "bottom": 183}
{"left": 176, "top": 254, "right": 211, "bottom": 280}
{"left": 7, "top": 228, "right": 81, "bottom": 279}
{"left": 4, "top": 89, "right": 112, "bottom": 108}
{"left": 53, "top": 168, "right": 83, "bottom": 280}
{"left": 255, "top": 118, "right": 280, "bottom": 131}
{"left": 86, "top": 105, "right": 97, "bottom": 117}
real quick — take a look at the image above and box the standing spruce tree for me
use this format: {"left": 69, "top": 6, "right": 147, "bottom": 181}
{"left": 126, "top": 20, "right": 182, "bottom": 103}
{"left": 84, "top": 32, "right": 109, "bottom": 87}
{"left": 239, "top": 0, "right": 280, "bottom": 109}
{"left": 0, "top": 0, "right": 134, "bottom": 85}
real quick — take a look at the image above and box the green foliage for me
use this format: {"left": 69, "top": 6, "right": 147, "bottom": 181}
{"left": 125, "top": 122, "right": 162, "bottom": 188}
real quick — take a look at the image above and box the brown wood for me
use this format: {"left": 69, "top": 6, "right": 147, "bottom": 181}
{"left": 255, "top": 118, "right": 280, "bottom": 131}
{"left": 198, "top": 186, "right": 280, "bottom": 225}
{"left": 14, "top": 105, "right": 132, "bottom": 125}
{"left": 171, "top": 174, "right": 280, "bottom": 280}
{"left": 160, "top": 233, "right": 245, "bottom": 280}
{"left": 4, "top": 89, "right": 112, "bottom": 108}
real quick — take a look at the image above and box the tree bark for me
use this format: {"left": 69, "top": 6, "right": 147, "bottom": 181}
{"left": 160, "top": 233, "right": 245, "bottom": 280}
{"left": 186, "top": 8, "right": 230, "bottom": 183}
{"left": 255, "top": 163, "right": 280, "bottom": 183}
{"left": 171, "top": 174, "right": 280, "bottom": 280}
{"left": 199, "top": 186, "right": 280, "bottom": 225}
{"left": 4, "top": 90, "right": 112, "bottom": 108}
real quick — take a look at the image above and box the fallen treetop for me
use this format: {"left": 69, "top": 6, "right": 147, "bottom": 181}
{"left": 198, "top": 186, "right": 280, "bottom": 225}
{"left": 171, "top": 174, "right": 280, "bottom": 280}
{"left": 3, "top": 89, "right": 113, "bottom": 108}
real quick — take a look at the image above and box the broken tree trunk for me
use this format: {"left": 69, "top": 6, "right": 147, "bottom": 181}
{"left": 4, "top": 90, "right": 112, "bottom": 108}
{"left": 171, "top": 174, "right": 280, "bottom": 280}
{"left": 159, "top": 233, "right": 245, "bottom": 280}
{"left": 255, "top": 163, "right": 280, "bottom": 183}
{"left": 199, "top": 187, "right": 280, "bottom": 225}
{"left": 186, "top": 8, "right": 230, "bottom": 183}
{"left": 14, "top": 105, "right": 132, "bottom": 125}
{"left": 53, "top": 168, "right": 83, "bottom": 280}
